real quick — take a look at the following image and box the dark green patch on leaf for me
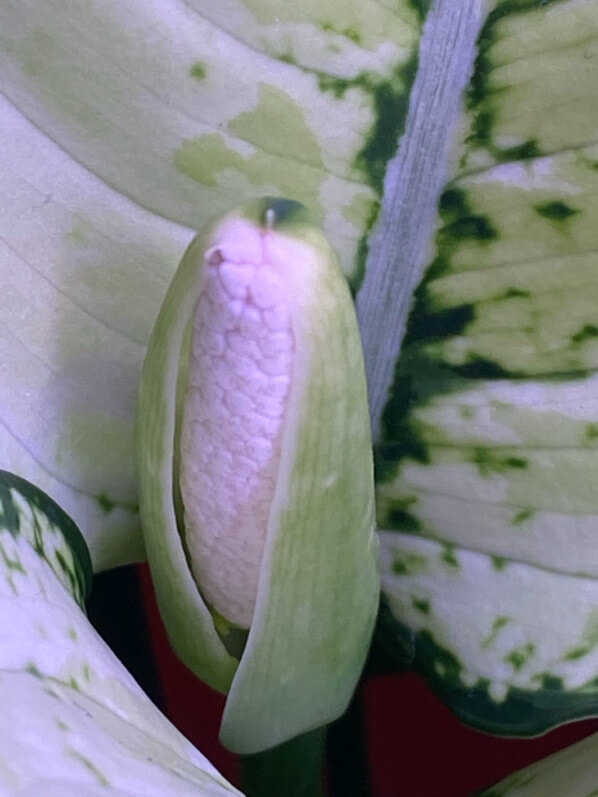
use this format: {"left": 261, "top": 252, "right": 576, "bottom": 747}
{"left": 513, "top": 507, "right": 534, "bottom": 524}
{"left": 536, "top": 673, "right": 565, "bottom": 692}
{"left": 189, "top": 61, "right": 207, "bottom": 81}
{"left": 25, "top": 662, "right": 43, "bottom": 678}
{"left": 440, "top": 214, "right": 497, "bottom": 243}
{"left": 0, "top": 547, "right": 25, "bottom": 574}
{"left": 351, "top": 199, "right": 380, "bottom": 293}
{"left": 535, "top": 200, "right": 579, "bottom": 221}
{"left": 482, "top": 615, "right": 512, "bottom": 648}
{"left": 96, "top": 493, "right": 115, "bottom": 513}
{"left": 571, "top": 325, "right": 598, "bottom": 346}
{"left": 0, "top": 482, "right": 20, "bottom": 536}
{"left": 406, "top": 0, "right": 433, "bottom": 24}
{"left": 496, "top": 139, "right": 541, "bottom": 163}
{"left": 449, "top": 355, "right": 512, "bottom": 379}
{"left": 316, "top": 52, "right": 419, "bottom": 196}
{"left": 390, "top": 551, "right": 428, "bottom": 577}
{"left": 412, "top": 598, "right": 430, "bottom": 614}
{"left": 471, "top": 448, "right": 527, "bottom": 476}
{"left": 501, "top": 287, "right": 531, "bottom": 299}
{"left": 563, "top": 646, "right": 591, "bottom": 661}
{"left": 491, "top": 555, "right": 508, "bottom": 571}
{"left": 440, "top": 544, "right": 459, "bottom": 569}
{"left": 505, "top": 642, "right": 535, "bottom": 671}
{"left": 404, "top": 296, "right": 476, "bottom": 344}
{"left": 386, "top": 507, "right": 422, "bottom": 532}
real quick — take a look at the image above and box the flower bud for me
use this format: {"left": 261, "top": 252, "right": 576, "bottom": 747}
{"left": 137, "top": 198, "right": 379, "bottom": 753}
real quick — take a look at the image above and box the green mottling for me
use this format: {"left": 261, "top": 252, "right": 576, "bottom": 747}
{"left": 189, "top": 61, "right": 207, "bottom": 81}
{"left": 437, "top": 186, "right": 497, "bottom": 242}
{"left": 67, "top": 627, "right": 78, "bottom": 641}
{"left": 229, "top": 84, "right": 324, "bottom": 169}
{"left": 355, "top": 55, "right": 418, "bottom": 195}
{"left": 537, "top": 673, "right": 564, "bottom": 691}
{"left": 67, "top": 224, "right": 88, "bottom": 245}
{"left": 174, "top": 134, "right": 323, "bottom": 219}
{"left": 571, "top": 325, "right": 598, "bottom": 347}
{"left": 471, "top": 448, "right": 527, "bottom": 477}
{"left": 0, "top": 546, "right": 26, "bottom": 575}
{"left": 513, "top": 507, "right": 534, "bottom": 524}
{"left": 391, "top": 551, "right": 428, "bottom": 577}
{"left": 501, "top": 287, "right": 530, "bottom": 299}
{"left": 482, "top": 615, "right": 511, "bottom": 649}
{"left": 96, "top": 494, "right": 115, "bottom": 513}
{"left": 67, "top": 749, "right": 109, "bottom": 787}
{"left": 466, "top": 0, "right": 561, "bottom": 159}
{"left": 491, "top": 555, "right": 508, "bottom": 571}
{"left": 407, "top": 0, "right": 432, "bottom": 23}
{"left": 586, "top": 423, "right": 598, "bottom": 440}
{"left": 563, "top": 645, "right": 591, "bottom": 661}
{"left": 581, "top": 610, "right": 598, "bottom": 648}
{"left": 404, "top": 296, "right": 475, "bottom": 344}
{"left": 319, "top": 21, "right": 362, "bottom": 44}
{"left": 342, "top": 27, "right": 362, "bottom": 44}
{"left": 439, "top": 213, "right": 497, "bottom": 243}
{"left": 0, "top": 484, "right": 20, "bottom": 536}
{"left": 341, "top": 193, "right": 378, "bottom": 230}
{"left": 55, "top": 717, "right": 70, "bottom": 731}
{"left": 450, "top": 355, "right": 512, "bottom": 379}
{"left": 82, "top": 664, "right": 91, "bottom": 682}
{"left": 375, "top": 430, "right": 430, "bottom": 481}
{"left": 31, "top": 510, "right": 45, "bottom": 556}
{"left": 440, "top": 544, "right": 459, "bottom": 569}
{"left": 535, "top": 200, "right": 579, "bottom": 222}
{"left": 314, "top": 53, "right": 419, "bottom": 196}
{"left": 385, "top": 496, "right": 421, "bottom": 532}
{"left": 25, "top": 662, "right": 43, "bottom": 679}
{"left": 18, "top": 29, "right": 59, "bottom": 79}
{"left": 352, "top": 197, "right": 381, "bottom": 292}
{"left": 412, "top": 598, "right": 430, "bottom": 614}
{"left": 497, "top": 139, "right": 541, "bottom": 163}
{"left": 505, "top": 642, "right": 535, "bottom": 672}
{"left": 68, "top": 677, "right": 79, "bottom": 690}
{"left": 458, "top": 405, "right": 476, "bottom": 420}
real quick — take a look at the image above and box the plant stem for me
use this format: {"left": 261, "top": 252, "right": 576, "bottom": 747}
{"left": 326, "top": 688, "right": 371, "bottom": 797}
{"left": 240, "top": 727, "right": 326, "bottom": 797}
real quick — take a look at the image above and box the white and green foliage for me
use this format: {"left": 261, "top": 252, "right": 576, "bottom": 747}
{"left": 137, "top": 199, "right": 379, "bottom": 754}
{"left": 378, "top": 0, "right": 598, "bottom": 735}
{"left": 0, "top": 471, "right": 241, "bottom": 796}
{"left": 0, "top": 0, "right": 423, "bottom": 570}
{"left": 3, "top": 0, "right": 598, "bottom": 763}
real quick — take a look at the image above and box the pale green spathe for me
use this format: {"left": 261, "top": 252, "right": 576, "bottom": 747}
{"left": 137, "top": 198, "right": 379, "bottom": 753}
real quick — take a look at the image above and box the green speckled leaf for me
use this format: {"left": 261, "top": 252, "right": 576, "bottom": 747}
{"left": 382, "top": 532, "right": 598, "bottom": 734}
{"left": 377, "top": 0, "right": 598, "bottom": 736}
{"left": 0, "top": 472, "right": 240, "bottom": 795}
{"left": 0, "top": 469, "right": 92, "bottom": 609}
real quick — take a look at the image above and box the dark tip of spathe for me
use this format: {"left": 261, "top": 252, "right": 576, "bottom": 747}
{"left": 261, "top": 198, "right": 308, "bottom": 229}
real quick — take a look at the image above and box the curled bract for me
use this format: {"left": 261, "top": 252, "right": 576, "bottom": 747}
{"left": 137, "top": 198, "right": 379, "bottom": 753}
